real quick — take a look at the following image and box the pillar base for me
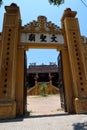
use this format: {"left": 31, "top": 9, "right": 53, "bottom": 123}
{"left": 74, "top": 98, "right": 87, "bottom": 114}
{"left": 0, "top": 101, "right": 16, "bottom": 119}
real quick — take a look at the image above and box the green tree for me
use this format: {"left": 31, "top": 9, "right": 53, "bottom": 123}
{"left": 40, "top": 83, "right": 47, "bottom": 96}
{"left": 0, "top": 0, "right": 2, "bottom": 6}
{"left": 49, "top": 0, "right": 64, "bottom": 6}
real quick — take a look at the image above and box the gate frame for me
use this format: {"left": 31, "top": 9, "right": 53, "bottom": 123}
{"left": 0, "top": 4, "right": 87, "bottom": 118}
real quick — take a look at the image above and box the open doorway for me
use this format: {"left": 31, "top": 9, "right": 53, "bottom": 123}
{"left": 24, "top": 49, "right": 66, "bottom": 116}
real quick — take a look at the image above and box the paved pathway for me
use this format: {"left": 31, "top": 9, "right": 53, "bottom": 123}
{"left": 0, "top": 114, "right": 87, "bottom": 130}
{"left": 0, "top": 95, "right": 87, "bottom": 130}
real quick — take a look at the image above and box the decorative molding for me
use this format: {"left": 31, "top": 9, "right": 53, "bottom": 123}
{"left": 22, "top": 16, "right": 62, "bottom": 34}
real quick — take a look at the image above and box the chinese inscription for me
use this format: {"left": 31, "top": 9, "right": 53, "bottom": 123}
{"left": 21, "top": 33, "right": 64, "bottom": 44}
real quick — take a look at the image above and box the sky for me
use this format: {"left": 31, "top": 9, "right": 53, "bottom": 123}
{"left": 0, "top": 0, "right": 87, "bottom": 66}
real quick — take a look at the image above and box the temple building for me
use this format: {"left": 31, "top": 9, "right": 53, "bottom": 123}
{"left": 27, "top": 62, "right": 59, "bottom": 95}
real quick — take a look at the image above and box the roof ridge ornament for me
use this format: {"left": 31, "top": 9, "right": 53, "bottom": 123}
{"left": 22, "top": 16, "right": 62, "bottom": 34}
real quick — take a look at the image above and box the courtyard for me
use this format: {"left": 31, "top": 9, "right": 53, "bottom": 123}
{"left": 27, "top": 94, "right": 64, "bottom": 116}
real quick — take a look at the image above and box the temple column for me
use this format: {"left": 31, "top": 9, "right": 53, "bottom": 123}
{"left": 34, "top": 73, "right": 39, "bottom": 95}
{"left": 49, "top": 73, "right": 53, "bottom": 94}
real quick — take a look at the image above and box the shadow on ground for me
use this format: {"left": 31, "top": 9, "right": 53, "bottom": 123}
{"left": 0, "top": 117, "right": 23, "bottom": 123}
{"left": 24, "top": 111, "right": 71, "bottom": 119}
{"left": 73, "top": 122, "right": 87, "bottom": 130}
{"left": 0, "top": 112, "right": 69, "bottom": 123}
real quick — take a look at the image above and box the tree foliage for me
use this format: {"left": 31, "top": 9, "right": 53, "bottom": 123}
{"left": 49, "top": 0, "right": 64, "bottom": 6}
{"left": 0, "top": 0, "right": 2, "bottom": 6}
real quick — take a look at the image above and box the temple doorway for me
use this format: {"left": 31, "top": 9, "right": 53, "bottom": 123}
{"left": 24, "top": 49, "right": 66, "bottom": 116}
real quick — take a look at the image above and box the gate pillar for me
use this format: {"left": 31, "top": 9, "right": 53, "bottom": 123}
{"left": 0, "top": 33, "right": 1, "bottom": 60}
{"left": 61, "top": 48, "right": 74, "bottom": 113}
{"left": 16, "top": 48, "right": 25, "bottom": 116}
{"left": 0, "top": 3, "right": 21, "bottom": 118}
{"left": 62, "top": 8, "right": 87, "bottom": 113}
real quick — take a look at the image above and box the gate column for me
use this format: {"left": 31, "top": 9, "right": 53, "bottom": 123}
{"left": 62, "top": 8, "right": 87, "bottom": 113}
{"left": 16, "top": 47, "right": 25, "bottom": 116}
{"left": 61, "top": 48, "right": 74, "bottom": 113}
{"left": 0, "top": 3, "right": 21, "bottom": 118}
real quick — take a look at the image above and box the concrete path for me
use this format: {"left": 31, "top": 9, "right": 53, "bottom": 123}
{"left": 0, "top": 95, "right": 87, "bottom": 130}
{"left": 0, "top": 114, "right": 87, "bottom": 130}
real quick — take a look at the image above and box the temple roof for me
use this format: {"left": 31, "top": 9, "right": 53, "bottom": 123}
{"left": 27, "top": 64, "right": 58, "bottom": 74}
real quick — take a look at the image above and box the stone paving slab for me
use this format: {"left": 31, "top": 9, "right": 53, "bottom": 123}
{"left": 0, "top": 114, "right": 87, "bottom": 130}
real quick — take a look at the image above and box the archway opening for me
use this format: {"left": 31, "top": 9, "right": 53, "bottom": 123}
{"left": 24, "top": 49, "right": 66, "bottom": 116}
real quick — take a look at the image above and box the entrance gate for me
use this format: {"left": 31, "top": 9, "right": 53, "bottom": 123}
{"left": 58, "top": 52, "right": 67, "bottom": 111}
{"left": 0, "top": 3, "right": 87, "bottom": 118}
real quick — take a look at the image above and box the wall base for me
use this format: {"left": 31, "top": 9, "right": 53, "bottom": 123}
{"left": 0, "top": 101, "right": 16, "bottom": 119}
{"left": 74, "top": 98, "right": 87, "bottom": 114}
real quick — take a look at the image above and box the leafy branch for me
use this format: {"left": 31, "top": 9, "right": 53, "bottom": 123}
{"left": 0, "top": 0, "right": 2, "bottom": 6}
{"left": 49, "top": 0, "right": 64, "bottom": 6}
